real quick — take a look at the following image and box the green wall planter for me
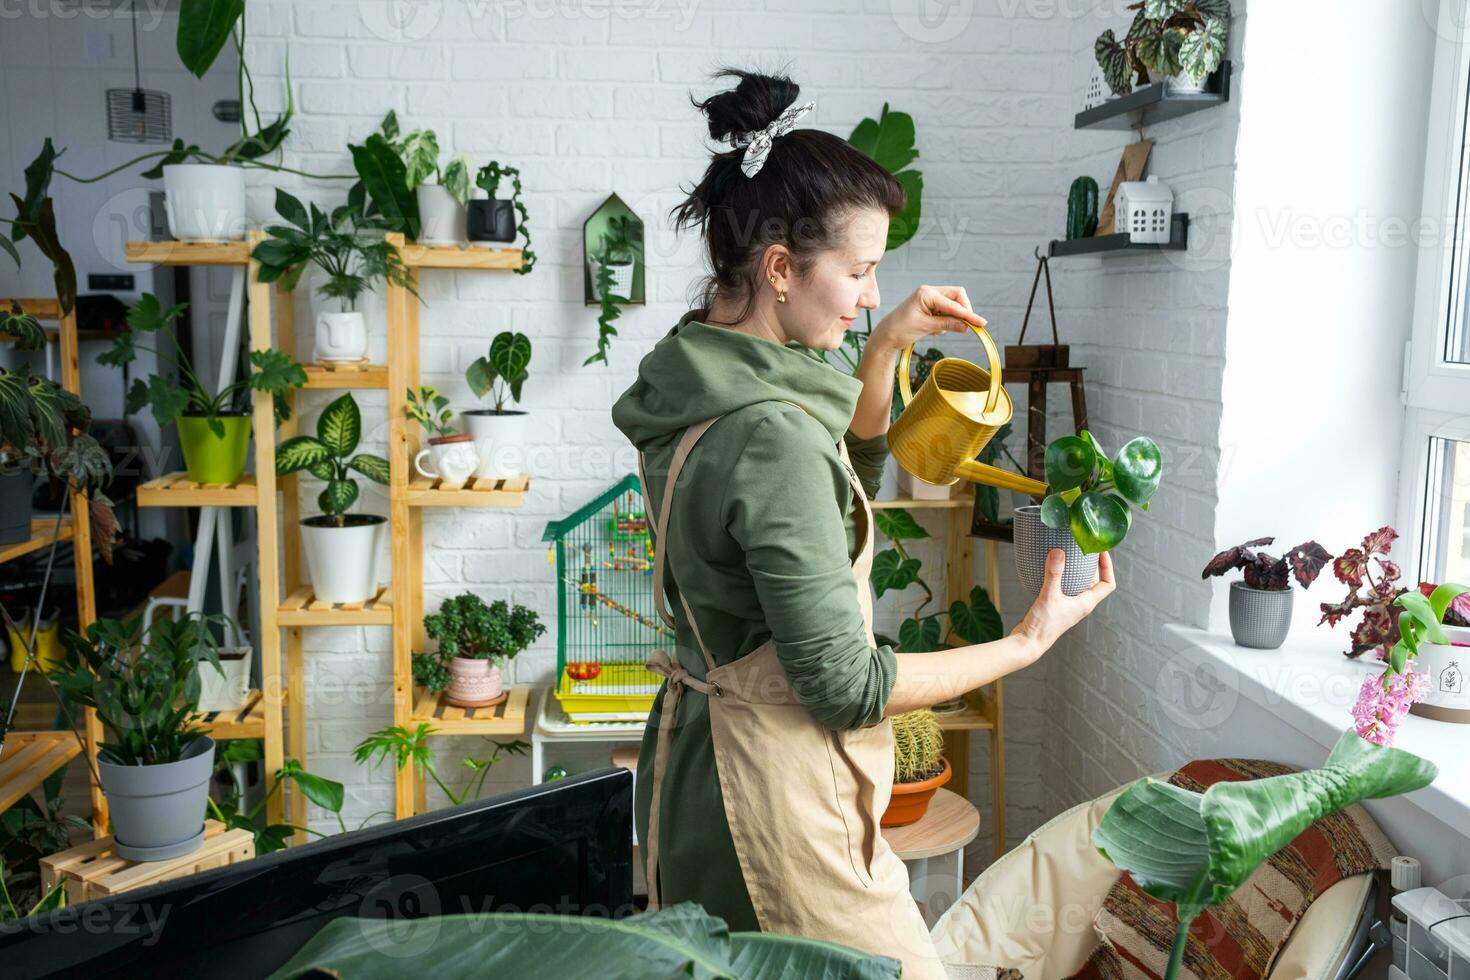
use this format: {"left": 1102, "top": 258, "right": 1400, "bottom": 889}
{"left": 178, "top": 415, "right": 251, "bottom": 484}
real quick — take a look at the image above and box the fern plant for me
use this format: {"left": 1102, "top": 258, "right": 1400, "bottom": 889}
{"left": 274, "top": 393, "right": 390, "bottom": 523}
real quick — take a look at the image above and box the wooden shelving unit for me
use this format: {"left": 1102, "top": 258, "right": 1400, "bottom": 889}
{"left": 383, "top": 233, "right": 530, "bottom": 819}
{"left": 136, "top": 472, "right": 260, "bottom": 507}
{"left": 0, "top": 297, "right": 101, "bottom": 827}
{"left": 277, "top": 585, "right": 395, "bottom": 626}
{"left": 302, "top": 362, "right": 388, "bottom": 389}
{"left": 1074, "top": 63, "right": 1232, "bottom": 131}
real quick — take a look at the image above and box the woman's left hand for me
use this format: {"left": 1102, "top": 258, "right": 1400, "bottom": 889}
{"left": 869, "top": 285, "right": 987, "bottom": 353}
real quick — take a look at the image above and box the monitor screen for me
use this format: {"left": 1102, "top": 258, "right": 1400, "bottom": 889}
{"left": 1, "top": 768, "right": 633, "bottom": 979}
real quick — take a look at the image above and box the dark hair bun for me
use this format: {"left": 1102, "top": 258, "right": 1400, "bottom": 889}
{"left": 693, "top": 68, "right": 800, "bottom": 144}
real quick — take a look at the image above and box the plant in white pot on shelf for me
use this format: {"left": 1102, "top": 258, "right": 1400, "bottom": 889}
{"left": 400, "top": 128, "right": 471, "bottom": 246}
{"left": 1015, "top": 429, "right": 1161, "bottom": 596}
{"left": 1404, "top": 581, "right": 1470, "bottom": 724}
{"left": 407, "top": 385, "right": 477, "bottom": 489}
{"left": 1201, "top": 536, "right": 1331, "bottom": 650}
{"left": 54, "top": 614, "right": 226, "bottom": 861}
{"left": 275, "top": 394, "right": 391, "bottom": 604}
{"left": 411, "top": 593, "right": 545, "bottom": 708}
{"left": 464, "top": 331, "right": 531, "bottom": 481}
{"left": 1093, "top": 0, "right": 1230, "bottom": 97}
{"left": 252, "top": 189, "right": 413, "bottom": 364}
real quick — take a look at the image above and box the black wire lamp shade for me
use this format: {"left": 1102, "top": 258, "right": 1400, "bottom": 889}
{"left": 106, "top": 87, "right": 172, "bottom": 144}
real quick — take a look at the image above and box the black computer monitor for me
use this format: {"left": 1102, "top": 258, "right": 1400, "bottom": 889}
{"left": 1, "top": 768, "right": 634, "bottom": 979}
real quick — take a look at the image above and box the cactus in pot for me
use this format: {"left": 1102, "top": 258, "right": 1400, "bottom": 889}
{"left": 883, "top": 708, "right": 950, "bottom": 827}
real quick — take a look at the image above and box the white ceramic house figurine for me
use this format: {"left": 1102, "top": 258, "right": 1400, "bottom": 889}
{"left": 1082, "top": 65, "right": 1109, "bottom": 110}
{"left": 1114, "top": 175, "right": 1174, "bottom": 243}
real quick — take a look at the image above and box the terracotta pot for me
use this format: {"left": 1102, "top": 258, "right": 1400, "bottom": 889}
{"left": 446, "top": 656, "right": 504, "bottom": 707}
{"left": 881, "top": 757, "right": 952, "bottom": 828}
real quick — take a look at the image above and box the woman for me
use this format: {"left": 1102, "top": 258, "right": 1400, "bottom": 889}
{"left": 611, "top": 69, "right": 1114, "bottom": 977}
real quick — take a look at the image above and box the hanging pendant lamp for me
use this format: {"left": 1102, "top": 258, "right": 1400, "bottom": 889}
{"left": 106, "top": 2, "right": 171, "bottom": 144}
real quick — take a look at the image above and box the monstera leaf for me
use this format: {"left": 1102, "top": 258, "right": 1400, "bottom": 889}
{"left": 847, "top": 104, "right": 923, "bottom": 251}
{"left": 1093, "top": 729, "right": 1436, "bottom": 980}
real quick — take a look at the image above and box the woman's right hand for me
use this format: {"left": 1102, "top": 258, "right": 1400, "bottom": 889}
{"left": 1011, "top": 549, "right": 1115, "bottom": 662}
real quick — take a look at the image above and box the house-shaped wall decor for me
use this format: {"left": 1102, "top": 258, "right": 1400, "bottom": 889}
{"left": 1114, "top": 175, "right": 1173, "bottom": 243}
{"left": 582, "top": 194, "right": 645, "bottom": 307}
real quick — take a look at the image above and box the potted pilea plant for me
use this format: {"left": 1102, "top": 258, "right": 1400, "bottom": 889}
{"left": 407, "top": 385, "right": 477, "bottom": 488}
{"left": 1015, "top": 430, "right": 1162, "bottom": 596}
{"left": 99, "top": 293, "right": 306, "bottom": 484}
{"left": 355, "top": 722, "right": 529, "bottom": 805}
{"left": 468, "top": 162, "right": 537, "bottom": 273}
{"left": 1201, "top": 536, "right": 1331, "bottom": 650}
{"left": 586, "top": 216, "right": 643, "bottom": 367}
{"left": 464, "top": 331, "right": 532, "bottom": 481}
{"left": 871, "top": 508, "right": 1003, "bottom": 655}
{"left": 274, "top": 394, "right": 391, "bottom": 603}
{"left": 252, "top": 188, "right": 413, "bottom": 363}
{"left": 54, "top": 614, "right": 226, "bottom": 861}
{"left": 1094, "top": 0, "right": 1231, "bottom": 98}
{"left": 410, "top": 592, "right": 545, "bottom": 707}
{"left": 883, "top": 707, "right": 949, "bottom": 827}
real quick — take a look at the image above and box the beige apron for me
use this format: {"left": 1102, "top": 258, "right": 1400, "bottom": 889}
{"left": 639, "top": 415, "right": 946, "bottom": 980}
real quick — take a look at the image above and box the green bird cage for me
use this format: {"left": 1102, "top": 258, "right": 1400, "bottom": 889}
{"left": 542, "top": 474, "right": 669, "bottom": 723}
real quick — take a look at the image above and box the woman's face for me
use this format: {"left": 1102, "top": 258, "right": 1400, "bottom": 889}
{"left": 776, "top": 207, "right": 889, "bottom": 352}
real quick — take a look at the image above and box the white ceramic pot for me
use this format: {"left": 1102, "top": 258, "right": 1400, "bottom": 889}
{"left": 446, "top": 656, "right": 504, "bottom": 707}
{"left": 198, "top": 646, "right": 252, "bottom": 713}
{"left": 162, "top": 164, "right": 247, "bottom": 242}
{"left": 897, "top": 467, "right": 952, "bottom": 501}
{"left": 461, "top": 410, "right": 529, "bottom": 480}
{"left": 300, "top": 515, "right": 386, "bottom": 604}
{"left": 315, "top": 310, "right": 368, "bottom": 362}
{"left": 416, "top": 184, "right": 467, "bottom": 245}
{"left": 591, "top": 259, "right": 635, "bottom": 301}
{"left": 1165, "top": 71, "right": 1208, "bottom": 94}
{"left": 1411, "top": 624, "right": 1470, "bottom": 723}
{"left": 414, "top": 433, "right": 479, "bottom": 488}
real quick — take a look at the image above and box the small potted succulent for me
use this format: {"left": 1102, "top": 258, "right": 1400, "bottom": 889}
{"left": 411, "top": 593, "right": 545, "bottom": 707}
{"left": 54, "top": 614, "right": 225, "bottom": 861}
{"left": 468, "top": 162, "right": 537, "bottom": 274}
{"left": 398, "top": 127, "right": 470, "bottom": 245}
{"left": 882, "top": 708, "right": 950, "bottom": 827}
{"left": 1201, "top": 536, "right": 1331, "bottom": 649}
{"left": 274, "top": 394, "right": 390, "bottom": 603}
{"left": 1015, "top": 430, "right": 1161, "bottom": 596}
{"left": 407, "top": 385, "right": 477, "bottom": 488}
{"left": 99, "top": 294, "right": 306, "bottom": 484}
{"left": 464, "top": 331, "right": 531, "bottom": 480}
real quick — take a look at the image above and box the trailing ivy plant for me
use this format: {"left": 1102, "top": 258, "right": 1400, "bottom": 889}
{"left": 586, "top": 216, "right": 643, "bottom": 367}
{"left": 466, "top": 331, "right": 531, "bottom": 414}
{"left": 274, "top": 393, "right": 390, "bottom": 523}
{"left": 871, "top": 508, "right": 1004, "bottom": 653}
{"left": 474, "top": 162, "right": 537, "bottom": 274}
{"left": 1040, "top": 429, "right": 1162, "bottom": 554}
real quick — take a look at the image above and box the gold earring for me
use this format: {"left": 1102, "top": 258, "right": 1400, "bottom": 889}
{"left": 777, "top": 290, "right": 787, "bottom": 304}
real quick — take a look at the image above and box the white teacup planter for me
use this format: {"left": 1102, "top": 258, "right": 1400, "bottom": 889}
{"left": 415, "top": 433, "right": 479, "bottom": 488}
{"left": 315, "top": 311, "right": 369, "bottom": 362}
{"left": 198, "top": 647, "right": 253, "bottom": 713}
{"left": 162, "top": 164, "right": 247, "bottom": 242}
{"left": 1412, "top": 624, "right": 1470, "bottom": 724}
{"left": 461, "top": 410, "right": 529, "bottom": 481}
{"left": 300, "top": 515, "right": 387, "bottom": 604}
{"left": 447, "top": 657, "right": 505, "bottom": 707}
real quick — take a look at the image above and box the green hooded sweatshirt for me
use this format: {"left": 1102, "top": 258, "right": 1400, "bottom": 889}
{"left": 611, "top": 311, "right": 898, "bottom": 930}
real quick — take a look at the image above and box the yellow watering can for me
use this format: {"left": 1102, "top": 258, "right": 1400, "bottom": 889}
{"left": 888, "top": 323, "right": 1049, "bottom": 497}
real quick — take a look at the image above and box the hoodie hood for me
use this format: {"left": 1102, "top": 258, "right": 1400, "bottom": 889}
{"left": 612, "top": 311, "right": 862, "bottom": 451}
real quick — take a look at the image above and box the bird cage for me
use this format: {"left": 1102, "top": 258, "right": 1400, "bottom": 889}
{"left": 1114, "top": 175, "right": 1173, "bottom": 243}
{"left": 542, "top": 474, "right": 668, "bottom": 723}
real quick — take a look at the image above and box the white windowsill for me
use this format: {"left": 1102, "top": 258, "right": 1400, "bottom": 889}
{"left": 1162, "top": 623, "right": 1470, "bottom": 831}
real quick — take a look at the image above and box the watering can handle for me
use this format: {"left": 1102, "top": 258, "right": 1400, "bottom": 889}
{"left": 896, "top": 322, "right": 1004, "bottom": 417}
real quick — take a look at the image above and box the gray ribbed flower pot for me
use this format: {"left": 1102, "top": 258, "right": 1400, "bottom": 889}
{"left": 1229, "top": 582, "right": 1293, "bottom": 649}
{"left": 97, "top": 736, "right": 214, "bottom": 861}
{"left": 1013, "top": 505, "right": 1098, "bottom": 596}
{"left": 0, "top": 469, "right": 34, "bottom": 545}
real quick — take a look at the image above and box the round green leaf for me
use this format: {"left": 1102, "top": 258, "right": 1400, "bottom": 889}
{"left": 1113, "top": 437, "right": 1162, "bottom": 506}
{"left": 1039, "top": 493, "right": 1072, "bottom": 530}
{"left": 1070, "top": 491, "right": 1131, "bottom": 554}
{"left": 1045, "top": 435, "right": 1095, "bottom": 493}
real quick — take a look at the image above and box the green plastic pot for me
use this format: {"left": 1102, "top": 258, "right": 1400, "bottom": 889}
{"left": 177, "top": 414, "right": 251, "bottom": 484}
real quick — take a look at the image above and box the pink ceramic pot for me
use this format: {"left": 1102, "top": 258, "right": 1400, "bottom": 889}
{"left": 446, "top": 657, "right": 504, "bottom": 707}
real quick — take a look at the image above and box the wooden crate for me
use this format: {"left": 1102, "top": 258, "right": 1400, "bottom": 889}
{"left": 41, "top": 820, "right": 255, "bottom": 903}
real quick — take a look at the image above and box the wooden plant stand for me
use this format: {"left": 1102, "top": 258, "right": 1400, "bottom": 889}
{"left": 40, "top": 819, "right": 254, "bottom": 903}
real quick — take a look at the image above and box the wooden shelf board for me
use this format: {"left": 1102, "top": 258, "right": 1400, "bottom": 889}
{"left": 0, "top": 518, "right": 73, "bottom": 566}
{"left": 303, "top": 362, "right": 389, "bottom": 389}
{"left": 882, "top": 788, "right": 980, "bottom": 860}
{"left": 411, "top": 685, "right": 530, "bottom": 735}
{"left": 1074, "top": 62, "right": 1231, "bottom": 131}
{"left": 405, "top": 472, "right": 529, "bottom": 507}
{"left": 1049, "top": 213, "right": 1189, "bottom": 258}
{"left": 191, "top": 689, "right": 268, "bottom": 741}
{"left": 0, "top": 732, "right": 82, "bottom": 813}
{"left": 277, "top": 584, "right": 394, "bottom": 625}
{"left": 935, "top": 687, "right": 997, "bottom": 732}
{"left": 125, "top": 240, "right": 252, "bottom": 266}
{"left": 399, "top": 244, "right": 524, "bottom": 270}
{"left": 872, "top": 496, "right": 973, "bottom": 511}
{"left": 138, "top": 472, "right": 258, "bottom": 507}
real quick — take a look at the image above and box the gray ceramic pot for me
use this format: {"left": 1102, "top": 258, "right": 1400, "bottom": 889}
{"left": 0, "top": 468, "right": 34, "bottom": 545}
{"left": 1228, "top": 582, "right": 1293, "bottom": 649}
{"left": 97, "top": 736, "right": 214, "bottom": 861}
{"left": 1013, "top": 505, "right": 1098, "bottom": 596}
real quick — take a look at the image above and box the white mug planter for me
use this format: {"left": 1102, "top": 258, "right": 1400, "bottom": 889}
{"left": 447, "top": 656, "right": 504, "bottom": 707}
{"left": 414, "top": 433, "right": 478, "bottom": 488}
{"left": 416, "top": 185, "right": 467, "bottom": 245}
{"left": 300, "top": 514, "right": 386, "bottom": 604}
{"left": 98, "top": 736, "right": 215, "bottom": 861}
{"left": 1412, "top": 624, "right": 1470, "bottom": 724}
{"left": 461, "top": 410, "right": 529, "bottom": 480}
{"left": 162, "top": 164, "right": 247, "bottom": 242}
{"left": 197, "top": 647, "right": 253, "bottom": 713}
{"left": 315, "top": 311, "right": 369, "bottom": 362}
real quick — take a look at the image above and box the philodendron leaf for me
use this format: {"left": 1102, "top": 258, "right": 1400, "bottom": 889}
{"left": 489, "top": 331, "right": 532, "bottom": 381}
{"left": 874, "top": 508, "right": 930, "bottom": 541}
{"left": 1071, "top": 491, "right": 1130, "bottom": 554}
{"left": 316, "top": 393, "right": 361, "bottom": 458}
{"left": 847, "top": 103, "right": 918, "bottom": 177}
{"left": 176, "top": 0, "right": 244, "bottom": 77}
{"left": 277, "top": 760, "right": 345, "bottom": 814}
{"left": 1112, "top": 437, "right": 1162, "bottom": 506}
{"left": 465, "top": 356, "right": 496, "bottom": 399}
{"left": 350, "top": 134, "right": 419, "bottom": 239}
{"left": 146, "top": 376, "right": 192, "bottom": 427}
{"left": 1045, "top": 435, "right": 1095, "bottom": 493}
{"left": 1039, "top": 493, "right": 1071, "bottom": 530}
{"left": 870, "top": 549, "right": 921, "bottom": 599}
{"left": 249, "top": 349, "right": 308, "bottom": 396}
{"left": 888, "top": 169, "right": 923, "bottom": 252}
{"left": 949, "top": 586, "right": 1003, "bottom": 644}
{"left": 899, "top": 616, "right": 942, "bottom": 653}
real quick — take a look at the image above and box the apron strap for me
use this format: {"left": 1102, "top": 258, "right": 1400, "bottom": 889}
{"left": 834, "top": 437, "right": 872, "bottom": 559}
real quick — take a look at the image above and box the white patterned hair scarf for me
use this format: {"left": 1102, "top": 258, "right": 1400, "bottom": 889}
{"left": 721, "top": 101, "right": 815, "bottom": 178}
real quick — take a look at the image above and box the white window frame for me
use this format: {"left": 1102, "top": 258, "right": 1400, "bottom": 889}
{"left": 1397, "top": 0, "right": 1470, "bottom": 582}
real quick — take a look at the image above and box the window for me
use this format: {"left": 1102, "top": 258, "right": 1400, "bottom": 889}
{"left": 1401, "top": 2, "right": 1470, "bottom": 583}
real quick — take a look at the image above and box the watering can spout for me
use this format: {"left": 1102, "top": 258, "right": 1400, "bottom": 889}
{"left": 953, "top": 459, "right": 1047, "bottom": 497}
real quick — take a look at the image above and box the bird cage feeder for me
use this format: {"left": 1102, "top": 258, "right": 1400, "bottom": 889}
{"left": 1114, "top": 175, "right": 1173, "bottom": 243}
{"left": 542, "top": 474, "right": 666, "bottom": 723}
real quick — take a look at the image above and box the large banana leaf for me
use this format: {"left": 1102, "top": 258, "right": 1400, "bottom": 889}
{"left": 847, "top": 104, "right": 923, "bottom": 252}
{"left": 270, "top": 903, "right": 899, "bottom": 979}
{"left": 1093, "top": 729, "right": 1437, "bottom": 979}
